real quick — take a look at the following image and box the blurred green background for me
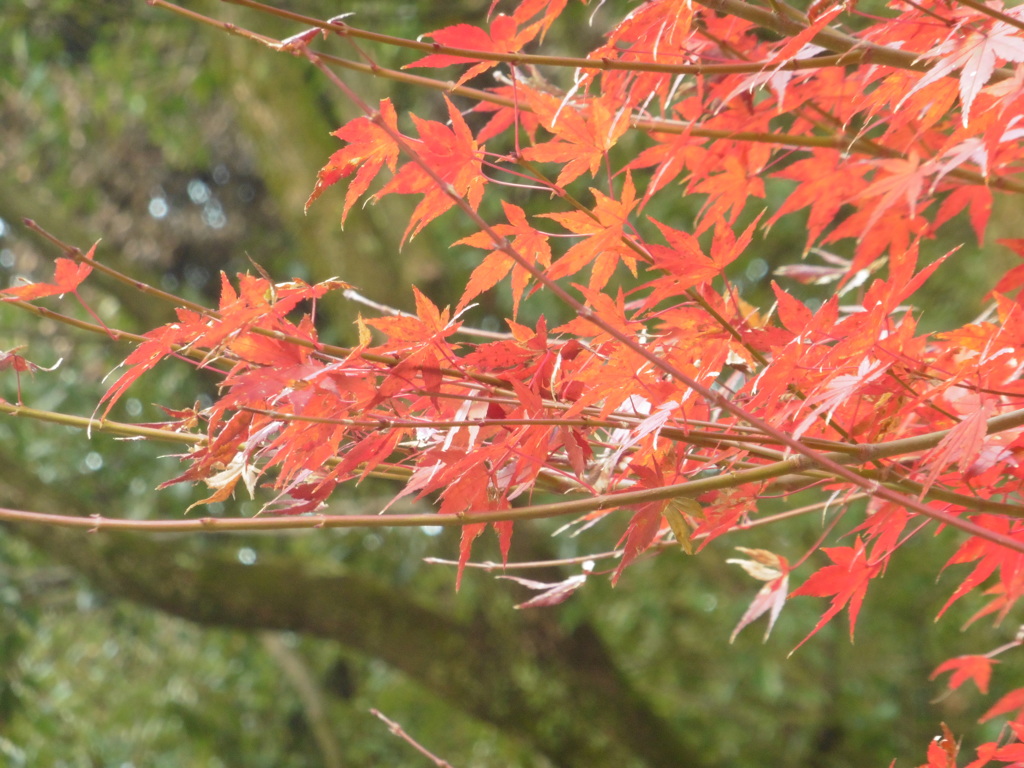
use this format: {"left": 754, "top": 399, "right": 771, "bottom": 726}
{"left": 1, "top": 1, "right": 1021, "bottom": 766}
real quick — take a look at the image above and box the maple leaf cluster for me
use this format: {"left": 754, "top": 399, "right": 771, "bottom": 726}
{"left": 12, "top": 0, "right": 1024, "bottom": 763}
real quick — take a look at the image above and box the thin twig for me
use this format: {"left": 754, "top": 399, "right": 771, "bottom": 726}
{"left": 370, "top": 709, "right": 456, "bottom": 768}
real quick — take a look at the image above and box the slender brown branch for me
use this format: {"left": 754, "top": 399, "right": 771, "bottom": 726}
{"left": 370, "top": 709, "right": 456, "bottom": 768}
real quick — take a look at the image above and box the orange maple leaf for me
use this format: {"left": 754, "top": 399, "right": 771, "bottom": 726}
{"left": 690, "top": 155, "right": 766, "bottom": 234}
{"left": 404, "top": 14, "right": 542, "bottom": 86}
{"left": 455, "top": 201, "right": 552, "bottom": 317}
{"left": 377, "top": 96, "right": 487, "bottom": 243}
{"left": 306, "top": 99, "right": 400, "bottom": 224}
{"left": 523, "top": 91, "right": 631, "bottom": 187}
{"left": 539, "top": 172, "right": 639, "bottom": 291}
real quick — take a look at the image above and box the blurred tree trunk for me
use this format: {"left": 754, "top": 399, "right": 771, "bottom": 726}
{"left": 0, "top": 439, "right": 694, "bottom": 768}
{"left": 7, "top": 516, "right": 696, "bottom": 768}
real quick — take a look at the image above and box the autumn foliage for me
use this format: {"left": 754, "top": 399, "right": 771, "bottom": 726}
{"left": 9, "top": 0, "right": 1024, "bottom": 763}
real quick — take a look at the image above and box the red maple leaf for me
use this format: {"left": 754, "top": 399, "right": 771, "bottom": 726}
{"left": 612, "top": 501, "right": 664, "bottom": 585}
{"left": 364, "top": 285, "right": 457, "bottom": 343}
{"left": 768, "top": 150, "right": 870, "bottom": 249}
{"left": 917, "top": 399, "right": 997, "bottom": 495}
{"left": 930, "top": 654, "right": 997, "bottom": 695}
{"left": 2, "top": 240, "right": 98, "bottom": 302}
{"left": 496, "top": 0, "right": 571, "bottom": 39}
{"left": 98, "top": 312, "right": 199, "bottom": 418}
{"left": 981, "top": 687, "right": 1024, "bottom": 723}
{"left": 689, "top": 154, "right": 766, "bottom": 232}
{"left": 856, "top": 152, "right": 934, "bottom": 237}
{"left": 919, "top": 723, "right": 960, "bottom": 768}
{"left": 994, "top": 238, "right": 1024, "bottom": 298}
{"left": 933, "top": 185, "right": 992, "bottom": 245}
{"left": 791, "top": 539, "right": 882, "bottom": 649}
{"left": 938, "top": 515, "right": 1024, "bottom": 622}
{"left": 602, "top": 0, "right": 694, "bottom": 66}
{"left": 646, "top": 219, "right": 719, "bottom": 285}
